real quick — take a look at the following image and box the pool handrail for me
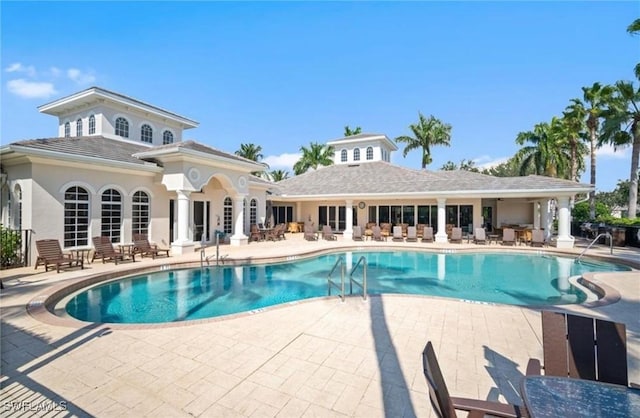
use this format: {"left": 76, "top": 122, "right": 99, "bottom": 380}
{"left": 327, "top": 257, "right": 345, "bottom": 301}
{"left": 349, "top": 256, "right": 367, "bottom": 301}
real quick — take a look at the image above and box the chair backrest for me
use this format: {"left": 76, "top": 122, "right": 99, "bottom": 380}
{"left": 132, "top": 233, "right": 152, "bottom": 248}
{"left": 372, "top": 225, "right": 382, "bottom": 239}
{"left": 424, "top": 226, "right": 434, "bottom": 240}
{"left": 393, "top": 226, "right": 403, "bottom": 238}
{"left": 352, "top": 225, "right": 362, "bottom": 238}
{"left": 92, "top": 236, "right": 117, "bottom": 256}
{"left": 322, "top": 225, "right": 333, "bottom": 237}
{"left": 451, "top": 227, "right": 462, "bottom": 240}
{"left": 407, "top": 226, "right": 417, "bottom": 238}
{"left": 532, "top": 229, "right": 544, "bottom": 243}
{"left": 251, "top": 224, "right": 260, "bottom": 233}
{"left": 503, "top": 228, "right": 515, "bottom": 242}
{"left": 541, "top": 310, "right": 628, "bottom": 385}
{"left": 474, "top": 228, "right": 486, "bottom": 240}
{"left": 36, "top": 239, "right": 64, "bottom": 259}
{"left": 381, "top": 223, "right": 391, "bottom": 233}
{"left": 422, "top": 342, "right": 457, "bottom": 418}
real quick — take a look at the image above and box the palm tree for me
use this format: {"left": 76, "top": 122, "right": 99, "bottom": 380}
{"left": 514, "top": 118, "right": 572, "bottom": 178}
{"left": 577, "top": 82, "right": 615, "bottom": 219}
{"left": 269, "top": 169, "right": 289, "bottom": 182}
{"left": 628, "top": 18, "right": 640, "bottom": 79}
{"left": 293, "top": 142, "right": 334, "bottom": 175}
{"left": 563, "top": 100, "right": 589, "bottom": 182}
{"left": 395, "top": 113, "right": 452, "bottom": 168}
{"left": 344, "top": 126, "right": 362, "bottom": 136}
{"left": 235, "top": 143, "right": 269, "bottom": 178}
{"left": 602, "top": 79, "right": 640, "bottom": 218}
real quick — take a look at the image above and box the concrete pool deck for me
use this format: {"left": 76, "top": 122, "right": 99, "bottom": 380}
{"left": 1, "top": 234, "right": 639, "bottom": 417}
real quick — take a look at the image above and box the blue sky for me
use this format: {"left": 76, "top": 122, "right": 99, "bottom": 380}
{"left": 2, "top": 1, "right": 638, "bottom": 191}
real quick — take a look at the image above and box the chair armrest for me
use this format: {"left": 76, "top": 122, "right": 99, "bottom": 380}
{"left": 525, "top": 358, "right": 542, "bottom": 376}
{"left": 451, "top": 396, "right": 527, "bottom": 417}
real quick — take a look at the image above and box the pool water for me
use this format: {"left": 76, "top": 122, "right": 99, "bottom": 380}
{"left": 65, "top": 251, "right": 630, "bottom": 324}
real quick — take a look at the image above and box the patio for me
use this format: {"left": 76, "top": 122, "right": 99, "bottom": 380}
{"left": 1, "top": 234, "right": 639, "bottom": 417}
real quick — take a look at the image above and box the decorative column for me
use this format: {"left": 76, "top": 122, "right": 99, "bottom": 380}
{"left": 171, "top": 190, "right": 195, "bottom": 255}
{"left": 533, "top": 200, "right": 541, "bottom": 230}
{"left": 344, "top": 199, "right": 353, "bottom": 240}
{"left": 435, "top": 198, "right": 448, "bottom": 243}
{"left": 556, "top": 196, "right": 574, "bottom": 248}
{"left": 230, "top": 195, "right": 248, "bottom": 246}
{"left": 540, "top": 199, "right": 551, "bottom": 240}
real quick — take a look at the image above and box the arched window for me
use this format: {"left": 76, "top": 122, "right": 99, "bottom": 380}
{"left": 88, "top": 115, "right": 96, "bottom": 134}
{"left": 141, "top": 124, "right": 153, "bottom": 143}
{"left": 101, "top": 189, "right": 122, "bottom": 243}
{"left": 341, "top": 149, "right": 347, "bottom": 162}
{"left": 115, "top": 117, "right": 129, "bottom": 138}
{"left": 366, "top": 147, "right": 373, "bottom": 160}
{"left": 353, "top": 148, "right": 360, "bottom": 161}
{"left": 163, "top": 130, "right": 174, "bottom": 145}
{"left": 223, "top": 197, "right": 233, "bottom": 234}
{"left": 250, "top": 199, "right": 257, "bottom": 226}
{"left": 64, "top": 186, "right": 89, "bottom": 247}
{"left": 64, "top": 122, "right": 70, "bottom": 137}
{"left": 132, "top": 191, "right": 150, "bottom": 235}
{"left": 76, "top": 118, "right": 83, "bottom": 136}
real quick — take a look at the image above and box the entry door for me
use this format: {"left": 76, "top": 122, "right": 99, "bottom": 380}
{"left": 193, "top": 201, "right": 211, "bottom": 242}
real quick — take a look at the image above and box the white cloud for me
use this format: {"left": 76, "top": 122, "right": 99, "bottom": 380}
{"left": 263, "top": 152, "right": 301, "bottom": 171}
{"left": 5, "top": 62, "right": 36, "bottom": 77}
{"left": 476, "top": 156, "right": 510, "bottom": 170}
{"left": 67, "top": 68, "right": 96, "bottom": 85}
{"left": 595, "top": 143, "right": 629, "bottom": 159}
{"left": 6, "top": 79, "right": 57, "bottom": 99}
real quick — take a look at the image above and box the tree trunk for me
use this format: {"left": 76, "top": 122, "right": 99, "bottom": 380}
{"left": 627, "top": 122, "right": 639, "bottom": 218}
{"left": 570, "top": 138, "right": 577, "bottom": 182}
{"left": 589, "top": 130, "right": 597, "bottom": 219}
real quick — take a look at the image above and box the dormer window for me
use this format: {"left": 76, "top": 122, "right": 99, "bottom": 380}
{"left": 88, "top": 115, "right": 96, "bottom": 134}
{"left": 76, "top": 118, "right": 83, "bottom": 136}
{"left": 141, "top": 124, "right": 153, "bottom": 143}
{"left": 341, "top": 149, "right": 347, "bottom": 162}
{"left": 115, "top": 117, "right": 129, "bottom": 138}
{"left": 353, "top": 148, "right": 360, "bottom": 161}
{"left": 366, "top": 147, "right": 373, "bottom": 160}
{"left": 64, "top": 122, "right": 70, "bottom": 137}
{"left": 163, "top": 130, "right": 174, "bottom": 145}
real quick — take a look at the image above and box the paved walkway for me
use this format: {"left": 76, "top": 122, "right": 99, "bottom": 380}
{"left": 1, "top": 235, "right": 639, "bottom": 417}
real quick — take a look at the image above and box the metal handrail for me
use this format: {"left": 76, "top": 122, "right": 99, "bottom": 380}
{"left": 576, "top": 232, "right": 613, "bottom": 263}
{"left": 327, "top": 257, "right": 345, "bottom": 301}
{"left": 349, "top": 256, "right": 367, "bottom": 300}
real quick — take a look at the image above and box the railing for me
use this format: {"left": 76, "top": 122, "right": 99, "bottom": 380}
{"left": 327, "top": 257, "right": 345, "bottom": 301}
{"left": 349, "top": 256, "right": 367, "bottom": 300}
{"left": 576, "top": 232, "right": 613, "bottom": 263}
{"left": 200, "top": 234, "right": 226, "bottom": 267}
{"left": 0, "top": 227, "right": 33, "bottom": 269}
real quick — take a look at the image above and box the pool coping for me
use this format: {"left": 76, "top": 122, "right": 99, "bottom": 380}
{"left": 26, "top": 245, "right": 636, "bottom": 330}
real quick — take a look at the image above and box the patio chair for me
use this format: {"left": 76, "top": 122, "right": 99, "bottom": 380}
{"left": 133, "top": 234, "right": 170, "bottom": 259}
{"left": 406, "top": 226, "right": 418, "bottom": 242}
{"left": 530, "top": 229, "right": 545, "bottom": 247}
{"left": 372, "top": 225, "right": 384, "bottom": 241}
{"left": 352, "top": 225, "right": 364, "bottom": 241}
{"left": 249, "top": 224, "right": 263, "bottom": 242}
{"left": 501, "top": 228, "right": 516, "bottom": 246}
{"left": 303, "top": 224, "right": 318, "bottom": 241}
{"left": 422, "top": 226, "right": 434, "bottom": 243}
{"left": 92, "top": 236, "right": 135, "bottom": 264}
{"left": 474, "top": 228, "right": 486, "bottom": 245}
{"left": 275, "top": 223, "right": 287, "bottom": 240}
{"left": 422, "top": 342, "right": 526, "bottom": 418}
{"left": 380, "top": 223, "right": 391, "bottom": 240}
{"left": 449, "top": 227, "right": 462, "bottom": 244}
{"left": 392, "top": 226, "right": 404, "bottom": 242}
{"left": 416, "top": 224, "right": 427, "bottom": 239}
{"left": 35, "top": 239, "right": 83, "bottom": 273}
{"left": 526, "top": 310, "right": 628, "bottom": 386}
{"left": 322, "top": 225, "right": 337, "bottom": 240}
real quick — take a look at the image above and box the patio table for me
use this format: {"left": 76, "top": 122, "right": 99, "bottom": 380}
{"left": 521, "top": 375, "right": 640, "bottom": 418}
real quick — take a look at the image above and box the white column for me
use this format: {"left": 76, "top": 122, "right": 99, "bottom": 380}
{"left": 540, "top": 199, "right": 551, "bottom": 240}
{"left": 171, "top": 190, "right": 195, "bottom": 255}
{"left": 344, "top": 199, "right": 353, "bottom": 240}
{"left": 230, "top": 195, "right": 248, "bottom": 246}
{"left": 435, "top": 198, "right": 448, "bottom": 243}
{"left": 555, "top": 196, "right": 574, "bottom": 248}
{"left": 533, "top": 200, "right": 541, "bottom": 230}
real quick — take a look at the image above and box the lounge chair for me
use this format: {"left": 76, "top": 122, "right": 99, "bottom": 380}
{"left": 392, "top": 226, "right": 404, "bottom": 242}
{"left": 416, "top": 224, "right": 427, "bottom": 239}
{"left": 133, "top": 234, "right": 170, "bottom": 259}
{"left": 92, "top": 236, "right": 135, "bottom": 264}
{"left": 372, "top": 225, "right": 384, "bottom": 241}
{"left": 501, "top": 228, "right": 516, "bottom": 246}
{"left": 526, "top": 311, "right": 628, "bottom": 386}
{"left": 423, "top": 341, "right": 526, "bottom": 418}
{"left": 531, "top": 229, "right": 545, "bottom": 247}
{"left": 322, "top": 225, "right": 337, "bottom": 240}
{"left": 35, "top": 239, "right": 83, "bottom": 273}
{"left": 406, "top": 226, "right": 418, "bottom": 242}
{"left": 352, "top": 225, "right": 363, "bottom": 241}
{"left": 304, "top": 224, "right": 318, "bottom": 241}
{"left": 449, "top": 227, "right": 462, "bottom": 244}
{"left": 422, "top": 226, "right": 434, "bottom": 243}
{"left": 473, "top": 228, "right": 486, "bottom": 245}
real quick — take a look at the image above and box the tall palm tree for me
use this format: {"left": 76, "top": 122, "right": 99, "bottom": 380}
{"left": 269, "top": 169, "right": 289, "bottom": 182}
{"left": 602, "top": 79, "right": 640, "bottom": 218}
{"left": 514, "top": 118, "right": 572, "bottom": 178}
{"left": 344, "top": 126, "right": 362, "bottom": 136}
{"left": 395, "top": 113, "right": 452, "bottom": 168}
{"left": 628, "top": 18, "right": 640, "bottom": 79}
{"left": 293, "top": 142, "right": 334, "bottom": 175}
{"left": 563, "top": 100, "right": 589, "bottom": 182}
{"left": 235, "top": 143, "right": 269, "bottom": 178}
{"left": 577, "top": 82, "right": 615, "bottom": 219}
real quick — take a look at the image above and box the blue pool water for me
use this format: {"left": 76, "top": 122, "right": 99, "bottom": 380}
{"left": 65, "top": 251, "right": 631, "bottom": 324}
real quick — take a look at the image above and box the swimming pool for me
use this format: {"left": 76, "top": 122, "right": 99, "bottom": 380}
{"left": 65, "top": 251, "right": 631, "bottom": 324}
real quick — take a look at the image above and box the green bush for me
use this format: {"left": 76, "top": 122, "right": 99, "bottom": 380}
{"left": 572, "top": 201, "right": 610, "bottom": 222}
{"left": 0, "top": 225, "right": 21, "bottom": 267}
{"left": 595, "top": 215, "right": 640, "bottom": 227}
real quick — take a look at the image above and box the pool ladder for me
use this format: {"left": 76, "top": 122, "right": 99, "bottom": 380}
{"left": 327, "top": 256, "right": 368, "bottom": 301}
{"left": 576, "top": 232, "right": 613, "bottom": 263}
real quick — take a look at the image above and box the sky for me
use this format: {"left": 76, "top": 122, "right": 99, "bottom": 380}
{"left": 1, "top": 1, "right": 638, "bottom": 192}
